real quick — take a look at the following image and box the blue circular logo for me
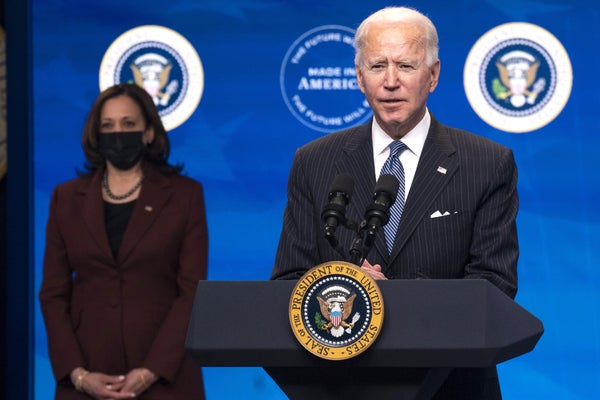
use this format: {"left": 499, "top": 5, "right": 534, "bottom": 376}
{"left": 464, "top": 23, "right": 572, "bottom": 133}
{"left": 100, "top": 25, "right": 204, "bottom": 131}
{"left": 280, "top": 25, "right": 372, "bottom": 134}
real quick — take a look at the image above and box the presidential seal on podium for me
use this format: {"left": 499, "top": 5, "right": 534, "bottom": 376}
{"left": 289, "top": 261, "right": 384, "bottom": 360}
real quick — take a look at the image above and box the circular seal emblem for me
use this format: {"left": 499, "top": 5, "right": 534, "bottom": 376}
{"left": 99, "top": 25, "right": 204, "bottom": 131}
{"left": 464, "top": 22, "right": 572, "bottom": 133}
{"left": 289, "top": 261, "right": 384, "bottom": 360}
{"left": 280, "top": 25, "right": 372, "bottom": 134}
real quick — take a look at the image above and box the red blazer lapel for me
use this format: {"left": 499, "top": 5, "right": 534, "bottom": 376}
{"left": 80, "top": 171, "right": 114, "bottom": 262}
{"left": 117, "top": 170, "right": 172, "bottom": 265}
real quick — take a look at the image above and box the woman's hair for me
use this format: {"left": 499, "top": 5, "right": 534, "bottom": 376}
{"left": 79, "top": 83, "right": 182, "bottom": 175}
{"left": 354, "top": 6, "right": 439, "bottom": 68}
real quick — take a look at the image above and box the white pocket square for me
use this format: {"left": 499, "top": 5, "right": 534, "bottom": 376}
{"left": 430, "top": 210, "right": 456, "bottom": 219}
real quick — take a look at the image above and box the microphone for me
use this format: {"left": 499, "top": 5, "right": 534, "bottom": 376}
{"left": 363, "top": 174, "right": 399, "bottom": 248}
{"left": 321, "top": 174, "right": 354, "bottom": 249}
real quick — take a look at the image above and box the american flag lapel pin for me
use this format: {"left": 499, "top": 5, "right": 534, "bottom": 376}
{"left": 437, "top": 166, "right": 447, "bottom": 174}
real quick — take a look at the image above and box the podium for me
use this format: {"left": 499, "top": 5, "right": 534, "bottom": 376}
{"left": 185, "top": 279, "right": 543, "bottom": 399}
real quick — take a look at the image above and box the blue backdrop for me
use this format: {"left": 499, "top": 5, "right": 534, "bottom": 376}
{"left": 32, "top": 1, "right": 599, "bottom": 399}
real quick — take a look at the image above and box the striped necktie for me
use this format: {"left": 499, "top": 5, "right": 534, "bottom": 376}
{"left": 380, "top": 141, "right": 407, "bottom": 253}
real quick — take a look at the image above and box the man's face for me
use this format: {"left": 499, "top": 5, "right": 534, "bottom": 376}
{"left": 356, "top": 23, "right": 440, "bottom": 139}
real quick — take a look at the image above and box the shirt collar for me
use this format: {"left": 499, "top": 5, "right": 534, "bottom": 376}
{"left": 372, "top": 109, "right": 430, "bottom": 158}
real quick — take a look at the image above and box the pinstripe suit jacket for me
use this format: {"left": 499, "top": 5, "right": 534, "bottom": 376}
{"left": 271, "top": 115, "right": 519, "bottom": 399}
{"left": 272, "top": 115, "right": 518, "bottom": 297}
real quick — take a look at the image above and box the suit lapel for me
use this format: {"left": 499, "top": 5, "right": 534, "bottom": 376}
{"left": 390, "top": 117, "right": 458, "bottom": 260}
{"left": 81, "top": 171, "right": 114, "bottom": 262}
{"left": 117, "top": 171, "right": 172, "bottom": 265}
{"left": 333, "top": 122, "right": 390, "bottom": 263}
{"left": 335, "top": 124, "right": 376, "bottom": 218}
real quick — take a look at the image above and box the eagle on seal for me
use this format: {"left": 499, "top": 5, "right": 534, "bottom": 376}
{"left": 317, "top": 292, "right": 359, "bottom": 338}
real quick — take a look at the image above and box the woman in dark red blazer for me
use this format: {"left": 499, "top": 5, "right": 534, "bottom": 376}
{"left": 39, "top": 83, "right": 208, "bottom": 399}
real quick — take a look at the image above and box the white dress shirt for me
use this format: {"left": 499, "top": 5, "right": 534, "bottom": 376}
{"left": 372, "top": 110, "right": 430, "bottom": 203}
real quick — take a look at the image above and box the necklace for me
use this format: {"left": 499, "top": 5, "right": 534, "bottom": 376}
{"left": 102, "top": 172, "right": 144, "bottom": 201}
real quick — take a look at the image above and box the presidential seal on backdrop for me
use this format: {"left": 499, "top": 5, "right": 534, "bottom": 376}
{"left": 464, "top": 22, "right": 572, "bottom": 133}
{"left": 289, "top": 261, "right": 384, "bottom": 360}
{"left": 280, "top": 25, "right": 372, "bottom": 134}
{"left": 99, "top": 25, "right": 204, "bottom": 131}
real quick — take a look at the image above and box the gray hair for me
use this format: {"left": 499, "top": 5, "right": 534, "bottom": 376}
{"left": 354, "top": 7, "right": 439, "bottom": 67}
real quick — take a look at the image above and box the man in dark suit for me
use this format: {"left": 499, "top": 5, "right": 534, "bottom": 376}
{"left": 271, "top": 6, "right": 518, "bottom": 399}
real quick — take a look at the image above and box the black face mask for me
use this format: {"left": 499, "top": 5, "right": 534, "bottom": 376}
{"left": 97, "top": 131, "right": 146, "bottom": 171}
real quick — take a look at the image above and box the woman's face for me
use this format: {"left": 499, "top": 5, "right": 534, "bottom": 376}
{"left": 99, "top": 95, "right": 154, "bottom": 143}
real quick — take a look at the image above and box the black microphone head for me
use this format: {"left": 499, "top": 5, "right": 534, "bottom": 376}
{"left": 374, "top": 174, "right": 399, "bottom": 204}
{"left": 329, "top": 173, "right": 354, "bottom": 201}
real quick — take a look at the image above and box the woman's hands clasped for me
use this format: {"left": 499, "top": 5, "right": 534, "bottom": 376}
{"left": 71, "top": 367, "right": 158, "bottom": 399}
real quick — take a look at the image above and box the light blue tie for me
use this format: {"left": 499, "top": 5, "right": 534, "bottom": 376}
{"left": 380, "top": 141, "right": 407, "bottom": 253}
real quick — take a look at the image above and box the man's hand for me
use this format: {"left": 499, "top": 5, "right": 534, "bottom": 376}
{"left": 361, "top": 259, "right": 388, "bottom": 280}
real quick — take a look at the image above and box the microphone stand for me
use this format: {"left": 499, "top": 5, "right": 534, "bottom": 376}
{"left": 328, "top": 206, "right": 389, "bottom": 267}
{"left": 348, "top": 236, "right": 365, "bottom": 266}
{"left": 323, "top": 207, "right": 384, "bottom": 267}
{"left": 324, "top": 227, "right": 347, "bottom": 260}
{"left": 348, "top": 220, "right": 377, "bottom": 267}
{"left": 324, "top": 218, "right": 363, "bottom": 262}
{"left": 323, "top": 174, "right": 396, "bottom": 268}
